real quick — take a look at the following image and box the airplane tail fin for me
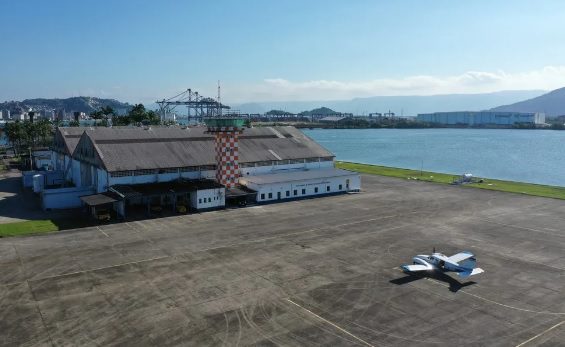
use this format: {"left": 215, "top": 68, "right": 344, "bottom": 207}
{"left": 457, "top": 268, "right": 484, "bottom": 278}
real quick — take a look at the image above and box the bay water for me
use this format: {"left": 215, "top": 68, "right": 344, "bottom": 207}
{"left": 303, "top": 128, "right": 565, "bottom": 187}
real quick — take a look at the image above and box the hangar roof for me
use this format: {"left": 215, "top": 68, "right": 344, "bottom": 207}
{"left": 53, "top": 127, "right": 86, "bottom": 155}
{"left": 238, "top": 168, "right": 357, "bottom": 185}
{"left": 70, "top": 126, "right": 333, "bottom": 172}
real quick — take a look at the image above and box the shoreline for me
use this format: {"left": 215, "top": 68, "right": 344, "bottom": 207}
{"left": 336, "top": 161, "right": 565, "bottom": 200}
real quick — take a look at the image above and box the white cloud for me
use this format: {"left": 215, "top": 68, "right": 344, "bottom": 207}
{"left": 221, "top": 66, "right": 565, "bottom": 102}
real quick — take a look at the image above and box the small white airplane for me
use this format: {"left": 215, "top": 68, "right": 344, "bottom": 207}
{"left": 401, "top": 249, "right": 484, "bottom": 278}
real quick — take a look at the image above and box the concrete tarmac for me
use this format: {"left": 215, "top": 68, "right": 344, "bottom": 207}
{"left": 1, "top": 175, "right": 564, "bottom": 346}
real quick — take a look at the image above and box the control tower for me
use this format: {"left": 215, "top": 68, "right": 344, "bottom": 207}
{"left": 204, "top": 118, "right": 246, "bottom": 188}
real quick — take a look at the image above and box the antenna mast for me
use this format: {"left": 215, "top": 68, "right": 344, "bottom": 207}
{"left": 217, "top": 80, "right": 222, "bottom": 116}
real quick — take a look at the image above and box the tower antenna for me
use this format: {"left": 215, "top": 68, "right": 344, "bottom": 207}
{"left": 217, "top": 80, "right": 222, "bottom": 116}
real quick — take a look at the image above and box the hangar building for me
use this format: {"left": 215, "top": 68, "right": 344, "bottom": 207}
{"left": 44, "top": 125, "right": 360, "bottom": 217}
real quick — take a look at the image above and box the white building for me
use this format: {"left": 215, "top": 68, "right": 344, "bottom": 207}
{"left": 239, "top": 168, "right": 360, "bottom": 202}
{"left": 417, "top": 111, "right": 546, "bottom": 126}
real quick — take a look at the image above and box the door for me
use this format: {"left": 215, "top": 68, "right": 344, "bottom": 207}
{"left": 277, "top": 192, "right": 281, "bottom": 200}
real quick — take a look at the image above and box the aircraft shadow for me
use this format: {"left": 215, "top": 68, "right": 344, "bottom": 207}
{"left": 390, "top": 271, "right": 476, "bottom": 293}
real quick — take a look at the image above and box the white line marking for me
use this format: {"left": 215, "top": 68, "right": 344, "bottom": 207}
{"left": 286, "top": 299, "right": 376, "bottom": 347}
{"left": 423, "top": 278, "right": 565, "bottom": 315}
{"left": 96, "top": 226, "right": 109, "bottom": 238}
{"left": 515, "top": 320, "right": 565, "bottom": 347}
{"left": 27, "top": 256, "right": 169, "bottom": 282}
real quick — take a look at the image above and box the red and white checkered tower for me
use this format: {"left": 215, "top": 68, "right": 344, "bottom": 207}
{"left": 205, "top": 118, "right": 246, "bottom": 188}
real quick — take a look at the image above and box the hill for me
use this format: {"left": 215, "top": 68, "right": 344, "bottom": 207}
{"left": 1, "top": 96, "right": 132, "bottom": 114}
{"left": 490, "top": 87, "right": 565, "bottom": 116}
{"left": 299, "top": 107, "right": 340, "bottom": 116}
{"left": 233, "top": 90, "right": 545, "bottom": 116}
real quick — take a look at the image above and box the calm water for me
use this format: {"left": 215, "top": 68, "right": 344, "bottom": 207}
{"left": 303, "top": 128, "right": 565, "bottom": 187}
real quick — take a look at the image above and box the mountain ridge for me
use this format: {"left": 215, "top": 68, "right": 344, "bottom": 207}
{"left": 232, "top": 90, "right": 546, "bottom": 116}
{"left": 1, "top": 96, "right": 132, "bottom": 114}
{"left": 490, "top": 87, "right": 565, "bottom": 116}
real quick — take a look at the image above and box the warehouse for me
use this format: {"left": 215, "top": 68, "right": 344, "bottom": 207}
{"left": 44, "top": 125, "right": 359, "bottom": 215}
{"left": 417, "top": 111, "right": 546, "bottom": 126}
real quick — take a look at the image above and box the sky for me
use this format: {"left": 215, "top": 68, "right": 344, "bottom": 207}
{"left": 1, "top": 0, "right": 565, "bottom": 104}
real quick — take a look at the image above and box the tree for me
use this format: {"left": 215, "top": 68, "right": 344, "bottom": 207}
{"left": 129, "top": 104, "right": 147, "bottom": 124}
{"left": 91, "top": 105, "right": 115, "bottom": 120}
{"left": 5, "top": 121, "right": 25, "bottom": 156}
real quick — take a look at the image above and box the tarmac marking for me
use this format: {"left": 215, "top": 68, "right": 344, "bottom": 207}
{"left": 4, "top": 214, "right": 408, "bottom": 286}
{"left": 481, "top": 218, "right": 565, "bottom": 238}
{"left": 196, "top": 214, "right": 405, "bottom": 254}
{"left": 96, "top": 226, "right": 109, "bottom": 238}
{"left": 285, "top": 299, "right": 376, "bottom": 347}
{"left": 515, "top": 320, "right": 565, "bottom": 347}
{"left": 23, "top": 255, "right": 170, "bottom": 283}
{"left": 423, "top": 278, "right": 565, "bottom": 316}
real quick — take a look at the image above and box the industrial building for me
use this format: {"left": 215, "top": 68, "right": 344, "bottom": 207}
{"left": 38, "top": 123, "right": 360, "bottom": 218}
{"left": 417, "top": 111, "right": 545, "bottom": 127}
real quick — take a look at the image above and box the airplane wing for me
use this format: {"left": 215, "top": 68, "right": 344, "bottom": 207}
{"left": 448, "top": 251, "right": 475, "bottom": 264}
{"left": 401, "top": 264, "right": 432, "bottom": 272}
{"left": 457, "top": 268, "right": 484, "bottom": 278}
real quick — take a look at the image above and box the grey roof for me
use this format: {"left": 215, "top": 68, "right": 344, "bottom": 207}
{"left": 75, "top": 126, "right": 334, "bottom": 172}
{"left": 54, "top": 127, "right": 86, "bottom": 155}
{"left": 238, "top": 168, "right": 357, "bottom": 185}
{"left": 80, "top": 192, "right": 119, "bottom": 206}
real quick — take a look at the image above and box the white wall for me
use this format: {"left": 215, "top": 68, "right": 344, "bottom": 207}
{"left": 41, "top": 186, "right": 95, "bottom": 210}
{"left": 97, "top": 168, "right": 108, "bottom": 193}
{"left": 71, "top": 159, "right": 81, "bottom": 187}
{"left": 189, "top": 188, "right": 225, "bottom": 210}
{"left": 242, "top": 173, "right": 360, "bottom": 203}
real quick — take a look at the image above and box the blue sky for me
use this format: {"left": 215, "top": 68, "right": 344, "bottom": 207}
{"left": 2, "top": 0, "right": 565, "bottom": 103}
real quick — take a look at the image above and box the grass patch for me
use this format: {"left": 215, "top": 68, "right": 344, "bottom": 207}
{"left": 0, "top": 220, "right": 59, "bottom": 237}
{"left": 0, "top": 217, "right": 100, "bottom": 238}
{"left": 337, "top": 161, "right": 565, "bottom": 200}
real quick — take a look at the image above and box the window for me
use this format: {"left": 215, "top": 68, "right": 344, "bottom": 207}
{"left": 293, "top": 190, "right": 297, "bottom": 196}
{"left": 159, "top": 168, "right": 178, "bottom": 174}
{"left": 339, "top": 184, "right": 342, "bottom": 190}
{"left": 326, "top": 186, "right": 330, "bottom": 192}
{"left": 301, "top": 189, "right": 306, "bottom": 195}
{"left": 208, "top": 197, "right": 211, "bottom": 203}
{"left": 133, "top": 169, "right": 156, "bottom": 176}
{"left": 314, "top": 187, "right": 318, "bottom": 193}
{"left": 255, "top": 161, "right": 272, "bottom": 167}
{"left": 286, "top": 191, "right": 290, "bottom": 197}
{"left": 110, "top": 170, "right": 131, "bottom": 177}
{"left": 199, "top": 198, "right": 202, "bottom": 204}
{"left": 268, "top": 193, "right": 273, "bottom": 199}
{"left": 260, "top": 193, "right": 265, "bottom": 200}
{"left": 180, "top": 166, "right": 199, "bottom": 172}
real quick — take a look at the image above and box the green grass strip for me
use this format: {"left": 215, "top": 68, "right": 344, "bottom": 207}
{"left": 0, "top": 220, "right": 59, "bottom": 238}
{"left": 336, "top": 161, "right": 565, "bottom": 200}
